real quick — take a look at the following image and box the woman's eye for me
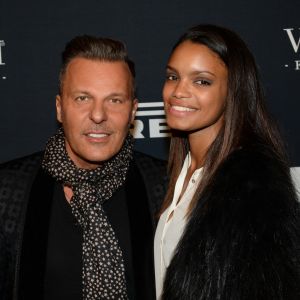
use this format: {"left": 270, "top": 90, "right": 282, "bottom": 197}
{"left": 166, "top": 74, "right": 177, "bottom": 81}
{"left": 195, "top": 79, "right": 211, "bottom": 86}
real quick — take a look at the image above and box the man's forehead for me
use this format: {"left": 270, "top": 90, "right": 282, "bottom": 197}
{"left": 64, "top": 57, "right": 125, "bottom": 78}
{"left": 66, "top": 57, "right": 129, "bottom": 73}
{"left": 63, "top": 58, "right": 130, "bottom": 83}
{"left": 60, "top": 57, "right": 134, "bottom": 98}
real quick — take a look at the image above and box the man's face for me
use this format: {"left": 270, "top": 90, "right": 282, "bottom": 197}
{"left": 56, "top": 57, "right": 137, "bottom": 169}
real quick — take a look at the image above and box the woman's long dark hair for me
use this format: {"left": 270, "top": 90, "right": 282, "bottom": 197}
{"left": 160, "top": 24, "right": 288, "bottom": 215}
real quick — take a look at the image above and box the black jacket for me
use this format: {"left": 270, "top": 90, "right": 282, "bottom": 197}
{"left": 163, "top": 146, "right": 300, "bottom": 300}
{"left": 0, "top": 151, "right": 167, "bottom": 300}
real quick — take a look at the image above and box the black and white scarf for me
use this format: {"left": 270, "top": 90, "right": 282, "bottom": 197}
{"left": 42, "top": 127, "right": 133, "bottom": 299}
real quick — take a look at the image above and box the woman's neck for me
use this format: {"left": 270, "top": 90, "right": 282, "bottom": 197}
{"left": 188, "top": 128, "right": 219, "bottom": 171}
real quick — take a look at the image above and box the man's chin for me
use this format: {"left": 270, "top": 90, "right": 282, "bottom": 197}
{"left": 77, "top": 150, "right": 122, "bottom": 169}
{"left": 66, "top": 139, "right": 125, "bottom": 169}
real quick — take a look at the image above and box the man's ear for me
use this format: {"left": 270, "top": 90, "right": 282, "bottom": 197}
{"left": 130, "top": 99, "right": 138, "bottom": 123}
{"left": 56, "top": 95, "right": 63, "bottom": 123}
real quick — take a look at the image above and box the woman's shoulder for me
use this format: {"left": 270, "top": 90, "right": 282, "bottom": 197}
{"left": 223, "top": 143, "right": 285, "bottom": 175}
{"left": 203, "top": 143, "right": 299, "bottom": 229}
{"left": 215, "top": 143, "right": 292, "bottom": 194}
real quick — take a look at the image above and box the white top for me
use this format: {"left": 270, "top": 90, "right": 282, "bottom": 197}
{"left": 154, "top": 153, "right": 203, "bottom": 299}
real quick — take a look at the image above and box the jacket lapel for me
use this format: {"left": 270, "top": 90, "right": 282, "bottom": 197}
{"left": 125, "top": 160, "right": 156, "bottom": 300}
{"left": 15, "top": 167, "right": 55, "bottom": 299}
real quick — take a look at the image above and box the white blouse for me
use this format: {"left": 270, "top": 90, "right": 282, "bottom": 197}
{"left": 154, "top": 153, "right": 203, "bottom": 299}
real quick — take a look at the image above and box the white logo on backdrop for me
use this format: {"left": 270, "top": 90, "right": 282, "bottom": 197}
{"left": 283, "top": 28, "right": 300, "bottom": 70}
{"left": 131, "top": 102, "right": 170, "bottom": 139}
{"left": 0, "top": 40, "right": 6, "bottom": 80}
{"left": 291, "top": 167, "right": 300, "bottom": 201}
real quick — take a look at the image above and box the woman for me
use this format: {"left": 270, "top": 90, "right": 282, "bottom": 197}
{"left": 154, "top": 24, "right": 300, "bottom": 300}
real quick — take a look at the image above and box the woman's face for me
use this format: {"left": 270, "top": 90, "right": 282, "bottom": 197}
{"left": 163, "top": 41, "right": 228, "bottom": 139}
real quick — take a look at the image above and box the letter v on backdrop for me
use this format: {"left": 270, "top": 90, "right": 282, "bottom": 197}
{"left": 283, "top": 28, "right": 300, "bottom": 53}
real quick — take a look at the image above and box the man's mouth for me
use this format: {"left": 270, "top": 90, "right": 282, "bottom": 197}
{"left": 86, "top": 133, "right": 109, "bottom": 138}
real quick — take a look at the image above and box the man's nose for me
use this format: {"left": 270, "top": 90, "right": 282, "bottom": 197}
{"left": 89, "top": 99, "right": 107, "bottom": 123}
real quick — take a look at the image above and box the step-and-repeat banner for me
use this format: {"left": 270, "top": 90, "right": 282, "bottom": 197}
{"left": 0, "top": 0, "right": 299, "bottom": 178}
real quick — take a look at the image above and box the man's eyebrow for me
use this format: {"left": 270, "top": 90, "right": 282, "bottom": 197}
{"left": 71, "top": 90, "right": 92, "bottom": 95}
{"left": 106, "top": 92, "right": 127, "bottom": 96}
{"left": 104, "top": 92, "right": 129, "bottom": 99}
{"left": 69, "top": 91, "right": 130, "bottom": 99}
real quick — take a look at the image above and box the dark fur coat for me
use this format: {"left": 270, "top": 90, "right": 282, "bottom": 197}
{"left": 162, "top": 145, "right": 300, "bottom": 300}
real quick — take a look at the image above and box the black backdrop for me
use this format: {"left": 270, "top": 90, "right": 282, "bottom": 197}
{"left": 0, "top": 0, "right": 299, "bottom": 166}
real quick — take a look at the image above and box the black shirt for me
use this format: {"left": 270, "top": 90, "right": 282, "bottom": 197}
{"left": 43, "top": 174, "right": 147, "bottom": 300}
{"left": 19, "top": 161, "right": 154, "bottom": 300}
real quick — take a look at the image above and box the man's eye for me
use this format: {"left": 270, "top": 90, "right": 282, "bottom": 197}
{"left": 110, "top": 98, "right": 122, "bottom": 104}
{"left": 166, "top": 74, "right": 177, "bottom": 81}
{"left": 195, "top": 79, "right": 211, "bottom": 86}
{"left": 76, "top": 96, "right": 89, "bottom": 101}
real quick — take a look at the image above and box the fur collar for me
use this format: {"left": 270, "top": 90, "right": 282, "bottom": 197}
{"left": 162, "top": 146, "right": 300, "bottom": 300}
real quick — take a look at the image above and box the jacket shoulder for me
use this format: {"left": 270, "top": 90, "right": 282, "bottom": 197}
{"left": 133, "top": 151, "right": 168, "bottom": 215}
{"left": 134, "top": 151, "right": 167, "bottom": 173}
{"left": 0, "top": 152, "right": 43, "bottom": 234}
{"left": 133, "top": 151, "right": 167, "bottom": 188}
{"left": 0, "top": 151, "right": 43, "bottom": 174}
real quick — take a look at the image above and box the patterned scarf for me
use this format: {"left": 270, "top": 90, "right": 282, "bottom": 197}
{"left": 42, "top": 127, "right": 133, "bottom": 299}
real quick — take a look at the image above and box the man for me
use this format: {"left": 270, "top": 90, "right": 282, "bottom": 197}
{"left": 0, "top": 36, "right": 166, "bottom": 299}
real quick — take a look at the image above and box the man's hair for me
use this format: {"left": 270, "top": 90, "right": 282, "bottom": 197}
{"left": 59, "top": 35, "right": 136, "bottom": 97}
